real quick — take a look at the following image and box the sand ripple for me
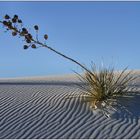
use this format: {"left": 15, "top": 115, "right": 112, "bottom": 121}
{"left": 0, "top": 75, "right": 140, "bottom": 138}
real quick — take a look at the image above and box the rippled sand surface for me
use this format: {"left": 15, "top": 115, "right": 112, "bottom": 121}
{"left": 0, "top": 73, "right": 140, "bottom": 139}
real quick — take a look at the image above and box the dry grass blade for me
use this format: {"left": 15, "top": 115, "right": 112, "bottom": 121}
{"left": 68, "top": 65, "right": 139, "bottom": 117}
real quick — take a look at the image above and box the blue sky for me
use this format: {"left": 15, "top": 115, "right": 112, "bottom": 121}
{"left": 0, "top": 1, "right": 140, "bottom": 78}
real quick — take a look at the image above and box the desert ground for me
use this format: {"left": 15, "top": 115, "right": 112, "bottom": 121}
{"left": 0, "top": 73, "right": 140, "bottom": 139}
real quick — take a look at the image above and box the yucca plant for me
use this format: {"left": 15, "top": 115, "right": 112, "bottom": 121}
{"left": 67, "top": 65, "right": 139, "bottom": 117}
{"left": 0, "top": 14, "right": 139, "bottom": 117}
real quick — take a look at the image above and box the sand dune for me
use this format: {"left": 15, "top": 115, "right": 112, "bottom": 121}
{"left": 0, "top": 74, "right": 140, "bottom": 139}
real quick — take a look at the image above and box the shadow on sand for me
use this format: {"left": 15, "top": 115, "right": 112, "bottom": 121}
{"left": 111, "top": 93, "right": 140, "bottom": 119}
{"left": 0, "top": 81, "right": 84, "bottom": 87}
{"left": 0, "top": 81, "right": 139, "bottom": 119}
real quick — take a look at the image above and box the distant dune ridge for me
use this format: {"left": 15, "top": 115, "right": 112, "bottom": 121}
{"left": 0, "top": 72, "right": 140, "bottom": 139}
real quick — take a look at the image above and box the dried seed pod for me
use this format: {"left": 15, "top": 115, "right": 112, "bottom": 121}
{"left": 18, "top": 19, "right": 22, "bottom": 23}
{"left": 6, "top": 21, "right": 13, "bottom": 30}
{"left": 14, "top": 15, "right": 18, "bottom": 19}
{"left": 12, "top": 18, "right": 17, "bottom": 23}
{"left": 23, "top": 45, "right": 29, "bottom": 49}
{"left": 12, "top": 31, "right": 17, "bottom": 36}
{"left": 4, "top": 14, "right": 10, "bottom": 19}
{"left": 31, "top": 44, "right": 36, "bottom": 49}
{"left": 22, "top": 28, "right": 28, "bottom": 34}
{"left": 25, "top": 35, "right": 29, "bottom": 40}
{"left": 7, "top": 21, "right": 12, "bottom": 27}
{"left": 3, "top": 20, "right": 8, "bottom": 26}
{"left": 27, "top": 34, "right": 32, "bottom": 40}
{"left": 20, "top": 31, "right": 25, "bottom": 36}
{"left": 34, "top": 25, "right": 39, "bottom": 30}
{"left": 25, "top": 34, "right": 32, "bottom": 41}
{"left": 26, "top": 39, "right": 31, "bottom": 43}
{"left": 44, "top": 34, "right": 48, "bottom": 40}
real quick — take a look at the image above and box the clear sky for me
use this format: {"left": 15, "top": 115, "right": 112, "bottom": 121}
{"left": 0, "top": 1, "right": 140, "bottom": 78}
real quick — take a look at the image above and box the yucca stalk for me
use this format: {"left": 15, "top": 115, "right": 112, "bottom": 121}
{"left": 0, "top": 15, "right": 92, "bottom": 75}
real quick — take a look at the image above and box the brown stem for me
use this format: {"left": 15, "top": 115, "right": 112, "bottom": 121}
{"left": 33, "top": 40, "right": 92, "bottom": 74}
{"left": 0, "top": 20, "right": 92, "bottom": 74}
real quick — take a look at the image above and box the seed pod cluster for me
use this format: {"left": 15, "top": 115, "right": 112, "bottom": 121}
{"left": 2, "top": 14, "right": 49, "bottom": 50}
{"left": 2, "top": 15, "right": 18, "bottom": 32}
{"left": 3, "top": 20, "right": 12, "bottom": 29}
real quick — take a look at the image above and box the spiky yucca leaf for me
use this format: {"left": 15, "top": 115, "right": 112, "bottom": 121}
{"left": 67, "top": 65, "right": 139, "bottom": 116}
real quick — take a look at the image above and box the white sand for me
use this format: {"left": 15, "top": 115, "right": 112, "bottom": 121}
{"left": 0, "top": 73, "right": 140, "bottom": 139}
